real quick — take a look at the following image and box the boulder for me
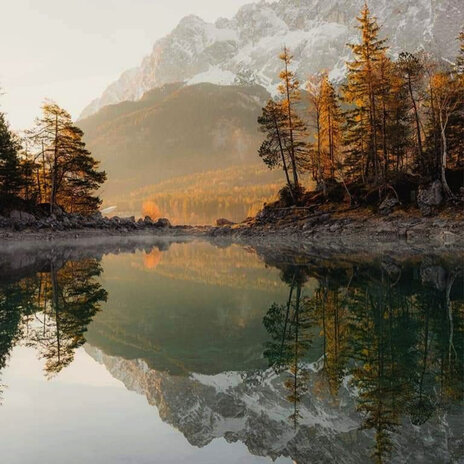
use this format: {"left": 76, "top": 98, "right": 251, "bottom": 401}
{"left": 378, "top": 196, "right": 399, "bottom": 215}
{"left": 91, "top": 211, "right": 103, "bottom": 221}
{"left": 9, "top": 210, "right": 35, "bottom": 222}
{"left": 417, "top": 180, "right": 443, "bottom": 216}
{"left": 154, "top": 218, "right": 171, "bottom": 228}
{"left": 216, "top": 218, "right": 235, "bottom": 226}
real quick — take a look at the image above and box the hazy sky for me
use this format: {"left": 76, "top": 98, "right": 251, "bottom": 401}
{"left": 1, "top": 0, "right": 255, "bottom": 130}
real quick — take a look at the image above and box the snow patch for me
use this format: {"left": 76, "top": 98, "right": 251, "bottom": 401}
{"left": 187, "top": 66, "right": 237, "bottom": 86}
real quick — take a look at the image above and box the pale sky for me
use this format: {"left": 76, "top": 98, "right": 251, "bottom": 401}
{"left": 1, "top": 0, "right": 255, "bottom": 130}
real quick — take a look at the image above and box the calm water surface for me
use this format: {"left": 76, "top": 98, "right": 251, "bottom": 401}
{"left": 0, "top": 240, "right": 462, "bottom": 464}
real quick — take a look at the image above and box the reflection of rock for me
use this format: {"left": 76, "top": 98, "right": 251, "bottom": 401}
{"left": 86, "top": 346, "right": 463, "bottom": 464}
{"left": 420, "top": 260, "right": 447, "bottom": 291}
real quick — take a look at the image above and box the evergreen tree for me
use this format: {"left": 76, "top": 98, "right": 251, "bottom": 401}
{"left": 447, "top": 32, "right": 464, "bottom": 170}
{"left": 258, "top": 100, "right": 295, "bottom": 202}
{"left": 397, "top": 53, "right": 425, "bottom": 173}
{"left": 320, "top": 75, "right": 343, "bottom": 181}
{"left": 29, "top": 102, "right": 106, "bottom": 213}
{"left": 278, "top": 47, "right": 308, "bottom": 196}
{"left": 429, "top": 71, "right": 462, "bottom": 196}
{"left": 306, "top": 74, "right": 324, "bottom": 190}
{"left": 0, "top": 112, "right": 22, "bottom": 199}
{"left": 343, "top": 4, "right": 388, "bottom": 184}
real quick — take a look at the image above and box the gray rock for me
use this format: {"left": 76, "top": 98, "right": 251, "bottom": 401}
{"left": 9, "top": 210, "right": 35, "bottom": 222}
{"left": 417, "top": 180, "right": 443, "bottom": 216}
{"left": 379, "top": 196, "right": 399, "bottom": 215}
{"left": 216, "top": 218, "right": 235, "bottom": 226}
{"left": 155, "top": 218, "right": 171, "bottom": 228}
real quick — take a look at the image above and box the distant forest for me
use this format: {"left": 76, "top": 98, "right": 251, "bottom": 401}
{"left": 114, "top": 165, "right": 287, "bottom": 224}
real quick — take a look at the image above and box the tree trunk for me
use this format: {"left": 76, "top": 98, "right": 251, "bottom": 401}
{"left": 316, "top": 109, "right": 326, "bottom": 196}
{"left": 284, "top": 57, "right": 299, "bottom": 192}
{"left": 408, "top": 76, "right": 424, "bottom": 170}
{"left": 50, "top": 114, "right": 59, "bottom": 214}
{"left": 439, "top": 112, "right": 454, "bottom": 198}
{"left": 273, "top": 113, "right": 295, "bottom": 203}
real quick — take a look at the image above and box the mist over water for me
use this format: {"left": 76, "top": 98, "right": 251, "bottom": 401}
{"left": 0, "top": 239, "right": 462, "bottom": 463}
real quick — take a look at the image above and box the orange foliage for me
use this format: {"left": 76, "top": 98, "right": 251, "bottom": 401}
{"left": 142, "top": 200, "right": 161, "bottom": 220}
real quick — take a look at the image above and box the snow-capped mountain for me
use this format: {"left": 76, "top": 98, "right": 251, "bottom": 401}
{"left": 80, "top": 0, "right": 464, "bottom": 119}
{"left": 86, "top": 346, "right": 464, "bottom": 463}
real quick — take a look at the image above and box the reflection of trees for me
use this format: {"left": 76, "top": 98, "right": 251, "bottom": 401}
{"left": 0, "top": 258, "right": 107, "bottom": 386}
{"left": 347, "top": 272, "right": 414, "bottom": 464}
{"left": 263, "top": 265, "right": 314, "bottom": 426}
{"left": 0, "top": 281, "right": 30, "bottom": 400}
{"left": 307, "top": 275, "right": 350, "bottom": 399}
{"left": 26, "top": 259, "right": 107, "bottom": 377}
{"left": 263, "top": 259, "right": 464, "bottom": 463}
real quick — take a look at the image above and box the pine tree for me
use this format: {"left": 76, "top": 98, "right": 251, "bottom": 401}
{"left": 278, "top": 47, "right": 308, "bottom": 196}
{"left": 429, "top": 71, "right": 462, "bottom": 197}
{"left": 447, "top": 31, "right": 464, "bottom": 170}
{"left": 343, "top": 3, "right": 388, "bottom": 184}
{"left": 456, "top": 30, "right": 464, "bottom": 75}
{"left": 320, "top": 75, "right": 342, "bottom": 181}
{"left": 258, "top": 100, "right": 295, "bottom": 202}
{"left": 397, "top": 53, "right": 425, "bottom": 173}
{"left": 388, "top": 62, "right": 411, "bottom": 173}
{"left": 0, "top": 112, "right": 22, "bottom": 200}
{"left": 306, "top": 74, "right": 324, "bottom": 190}
{"left": 29, "top": 102, "right": 106, "bottom": 213}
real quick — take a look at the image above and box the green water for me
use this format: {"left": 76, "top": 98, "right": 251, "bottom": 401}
{"left": 0, "top": 239, "right": 462, "bottom": 463}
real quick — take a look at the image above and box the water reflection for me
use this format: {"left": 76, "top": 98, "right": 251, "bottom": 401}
{"left": 0, "top": 241, "right": 462, "bottom": 463}
{"left": 0, "top": 258, "right": 107, "bottom": 384}
{"left": 263, "top": 257, "right": 464, "bottom": 463}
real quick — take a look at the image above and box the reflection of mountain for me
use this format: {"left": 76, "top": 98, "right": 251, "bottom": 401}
{"left": 87, "top": 250, "right": 464, "bottom": 463}
{"left": 85, "top": 244, "right": 292, "bottom": 375}
{"left": 87, "top": 346, "right": 463, "bottom": 464}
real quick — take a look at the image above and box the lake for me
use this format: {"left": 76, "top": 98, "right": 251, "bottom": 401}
{"left": 0, "top": 238, "right": 462, "bottom": 464}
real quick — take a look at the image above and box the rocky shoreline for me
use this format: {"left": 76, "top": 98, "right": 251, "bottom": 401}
{"left": 0, "top": 206, "right": 463, "bottom": 253}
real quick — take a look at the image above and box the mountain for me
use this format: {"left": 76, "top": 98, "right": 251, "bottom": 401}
{"left": 81, "top": 0, "right": 464, "bottom": 118}
{"left": 78, "top": 83, "right": 270, "bottom": 200}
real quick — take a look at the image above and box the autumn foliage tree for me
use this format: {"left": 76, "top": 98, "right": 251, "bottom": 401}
{"left": 28, "top": 102, "right": 106, "bottom": 214}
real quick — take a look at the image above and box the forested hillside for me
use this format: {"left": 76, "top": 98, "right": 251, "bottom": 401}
{"left": 79, "top": 83, "right": 270, "bottom": 199}
{"left": 109, "top": 164, "right": 289, "bottom": 224}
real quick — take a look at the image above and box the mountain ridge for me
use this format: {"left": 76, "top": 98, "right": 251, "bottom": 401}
{"left": 80, "top": 0, "right": 464, "bottom": 118}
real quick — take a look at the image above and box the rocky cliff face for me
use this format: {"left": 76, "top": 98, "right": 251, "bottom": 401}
{"left": 86, "top": 346, "right": 464, "bottom": 463}
{"left": 81, "top": 0, "right": 464, "bottom": 118}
